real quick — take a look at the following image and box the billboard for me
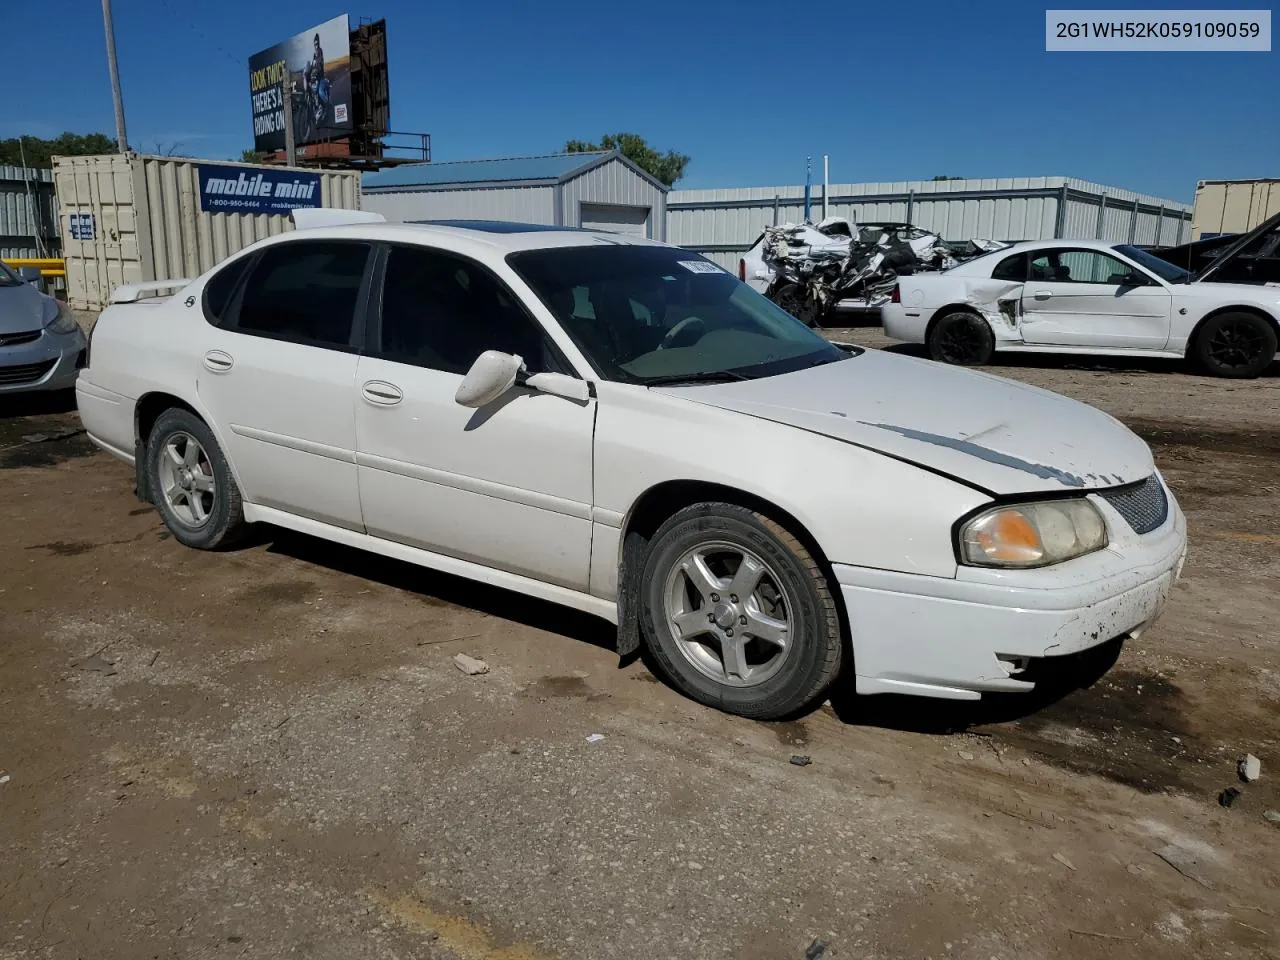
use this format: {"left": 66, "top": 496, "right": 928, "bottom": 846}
{"left": 248, "top": 14, "right": 353, "bottom": 153}
{"left": 196, "top": 164, "right": 322, "bottom": 214}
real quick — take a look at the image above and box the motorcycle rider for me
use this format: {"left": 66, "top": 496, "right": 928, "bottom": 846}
{"left": 303, "top": 33, "right": 330, "bottom": 123}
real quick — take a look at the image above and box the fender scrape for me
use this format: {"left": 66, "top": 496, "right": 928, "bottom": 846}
{"left": 859, "top": 421, "right": 1087, "bottom": 487}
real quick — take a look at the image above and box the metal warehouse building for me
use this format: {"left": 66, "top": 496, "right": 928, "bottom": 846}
{"left": 1, "top": 165, "right": 58, "bottom": 259}
{"left": 669, "top": 176, "right": 1192, "bottom": 272}
{"left": 362, "top": 151, "right": 669, "bottom": 239}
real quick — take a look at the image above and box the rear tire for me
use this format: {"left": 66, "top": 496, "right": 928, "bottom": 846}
{"left": 639, "top": 503, "right": 843, "bottom": 720}
{"left": 1191, "top": 311, "right": 1277, "bottom": 379}
{"left": 770, "top": 282, "right": 822, "bottom": 327}
{"left": 927, "top": 310, "right": 995, "bottom": 366}
{"left": 146, "top": 408, "right": 245, "bottom": 550}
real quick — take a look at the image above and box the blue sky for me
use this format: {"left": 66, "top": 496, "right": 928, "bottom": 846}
{"left": 8, "top": 1, "right": 1275, "bottom": 200}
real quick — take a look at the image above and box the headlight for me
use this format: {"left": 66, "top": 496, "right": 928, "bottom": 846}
{"left": 959, "top": 499, "right": 1107, "bottom": 568}
{"left": 45, "top": 302, "right": 80, "bottom": 336}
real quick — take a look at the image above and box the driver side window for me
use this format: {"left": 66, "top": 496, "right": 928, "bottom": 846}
{"left": 375, "top": 245, "right": 565, "bottom": 375}
{"left": 1029, "top": 249, "right": 1141, "bottom": 285}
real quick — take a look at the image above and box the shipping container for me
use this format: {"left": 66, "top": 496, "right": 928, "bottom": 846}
{"left": 1191, "top": 179, "right": 1280, "bottom": 240}
{"left": 54, "top": 154, "right": 361, "bottom": 311}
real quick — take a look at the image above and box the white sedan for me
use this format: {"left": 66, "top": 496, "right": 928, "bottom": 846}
{"left": 882, "top": 238, "right": 1280, "bottom": 378}
{"left": 76, "top": 212, "right": 1186, "bottom": 719}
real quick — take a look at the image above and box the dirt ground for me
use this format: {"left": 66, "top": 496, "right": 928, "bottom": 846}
{"left": 1, "top": 329, "right": 1277, "bottom": 960}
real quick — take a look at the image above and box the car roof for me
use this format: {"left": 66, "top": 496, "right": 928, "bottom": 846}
{"left": 986, "top": 238, "right": 1127, "bottom": 255}
{"left": 247, "top": 220, "right": 666, "bottom": 258}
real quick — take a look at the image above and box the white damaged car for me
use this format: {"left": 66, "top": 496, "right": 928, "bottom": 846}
{"left": 882, "top": 238, "right": 1280, "bottom": 378}
{"left": 77, "top": 213, "right": 1186, "bottom": 719}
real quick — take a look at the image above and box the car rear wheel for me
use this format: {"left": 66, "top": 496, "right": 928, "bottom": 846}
{"left": 927, "top": 310, "right": 995, "bottom": 365}
{"left": 1192, "top": 311, "right": 1277, "bottom": 379}
{"left": 639, "top": 503, "right": 843, "bottom": 720}
{"left": 770, "top": 282, "right": 824, "bottom": 327}
{"left": 147, "top": 408, "right": 245, "bottom": 550}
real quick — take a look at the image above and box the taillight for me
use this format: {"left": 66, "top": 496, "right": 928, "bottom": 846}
{"left": 890, "top": 284, "right": 901, "bottom": 304}
{"left": 738, "top": 259, "right": 747, "bottom": 282}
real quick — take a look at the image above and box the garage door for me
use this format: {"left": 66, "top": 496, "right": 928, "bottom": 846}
{"left": 579, "top": 203, "right": 650, "bottom": 237}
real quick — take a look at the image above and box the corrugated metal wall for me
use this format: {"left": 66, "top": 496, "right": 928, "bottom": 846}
{"left": 363, "top": 185, "right": 556, "bottom": 224}
{"left": 55, "top": 154, "right": 360, "bottom": 311}
{"left": 0, "top": 165, "right": 58, "bottom": 259}
{"left": 561, "top": 159, "right": 668, "bottom": 240}
{"left": 670, "top": 176, "right": 1191, "bottom": 270}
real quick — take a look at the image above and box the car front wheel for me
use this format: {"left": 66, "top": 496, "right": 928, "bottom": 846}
{"left": 927, "top": 310, "right": 995, "bottom": 365}
{"left": 146, "top": 408, "right": 245, "bottom": 550}
{"left": 639, "top": 503, "right": 844, "bottom": 720}
{"left": 1192, "top": 311, "right": 1277, "bottom": 379}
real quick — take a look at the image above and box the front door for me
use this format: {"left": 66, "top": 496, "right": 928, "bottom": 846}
{"left": 1019, "top": 248, "right": 1172, "bottom": 349}
{"left": 196, "top": 239, "right": 371, "bottom": 530}
{"left": 354, "top": 243, "right": 596, "bottom": 590}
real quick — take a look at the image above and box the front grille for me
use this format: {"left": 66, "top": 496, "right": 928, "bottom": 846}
{"left": 1099, "top": 475, "right": 1169, "bottom": 535}
{"left": 0, "top": 358, "right": 56, "bottom": 385}
{"left": 0, "top": 329, "right": 41, "bottom": 347}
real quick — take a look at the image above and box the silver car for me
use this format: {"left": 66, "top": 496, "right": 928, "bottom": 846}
{"left": 0, "top": 263, "right": 86, "bottom": 394}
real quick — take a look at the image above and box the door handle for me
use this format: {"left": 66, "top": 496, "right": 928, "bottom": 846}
{"left": 203, "top": 350, "right": 234, "bottom": 372}
{"left": 1033, "top": 290, "right": 1053, "bottom": 300}
{"left": 362, "top": 380, "right": 403, "bottom": 406}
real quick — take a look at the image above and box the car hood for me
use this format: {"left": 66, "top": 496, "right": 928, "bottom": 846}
{"left": 1186, "top": 279, "right": 1280, "bottom": 303}
{"left": 0, "top": 283, "right": 52, "bottom": 333}
{"left": 660, "top": 350, "right": 1154, "bottom": 495}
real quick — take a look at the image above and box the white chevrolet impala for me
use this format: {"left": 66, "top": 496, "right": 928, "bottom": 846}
{"left": 76, "top": 212, "right": 1187, "bottom": 719}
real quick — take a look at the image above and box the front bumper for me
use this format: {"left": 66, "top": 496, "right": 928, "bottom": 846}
{"left": 0, "top": 326, "right": 86, "bottom": 394}
{"left": 837, "top": 486, "right": 1187, "bottom": 700}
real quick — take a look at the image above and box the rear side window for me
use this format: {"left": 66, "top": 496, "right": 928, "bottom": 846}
{"left": 991, "top": 252, "right": 1027, "bottom": 281}
{"left": 234, "top": 241, "right": 371, "bottom": 349}
{"left": 202, "top": 255, "right": 253, "bottom": 326}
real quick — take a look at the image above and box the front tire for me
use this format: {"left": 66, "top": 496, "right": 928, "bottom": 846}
{"left": 146, "top": 408, "right": 245, "bottom": 550}
{"left": 1191, "top": 311, "right": 1277, "bottom": 379}
{"left": 639, "top": 503, "right": 843, "bottom": 720}
{"left": 927, "top": 310, "right": 995, "bottom": 365}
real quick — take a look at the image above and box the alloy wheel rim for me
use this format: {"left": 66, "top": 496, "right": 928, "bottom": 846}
{"left": 157, "top": 432, "right": 216, "bottom": 528}
{"left": 1207, "top": 320, "right": 1265, "bottom": 370}
{"left": 663, "top": 541, "right": 794, "bottom": 688}
{"left": 939, "top": 319, "right": 983, "bottom": 363}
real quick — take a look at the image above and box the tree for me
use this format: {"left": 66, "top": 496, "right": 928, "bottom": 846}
{"left": 0, "top": 132, "right": 117, "bottom": 169}
{"left": 565, "top": 133, "right": 690, "bottom": 187}
{"left": 931, "top": 175, "right": 964, "bottom": 181}
{"left": 240, "top": 149, "right": 268, "bottom": 164}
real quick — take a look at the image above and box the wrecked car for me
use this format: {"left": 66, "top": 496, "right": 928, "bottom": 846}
{"left": 882, "top": 238, "right": 1280, "bottom": 378}
{"left": 80, "top": 211, "right": 1185, "bottom": 720}
{"left": 740, "top": 217, "right": 1007, "bottom": 326}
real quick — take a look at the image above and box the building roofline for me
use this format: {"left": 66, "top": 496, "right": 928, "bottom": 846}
{"left": 559, "top": 149, "right": 670, "bottom": 193}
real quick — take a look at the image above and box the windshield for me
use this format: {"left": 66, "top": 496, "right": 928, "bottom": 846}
{"left": 1113, "top": 244, "right": 1190, "bottom": 283}
{"left": 0, "top": 261, "right": 21, "bottom": 287}
{"left": 506, "top": 245, "right": 846, "bottom": 384}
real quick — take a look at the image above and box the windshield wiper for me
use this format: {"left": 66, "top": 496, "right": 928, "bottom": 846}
{"left": 641, "top": 370, "right": 750, "bottom": 387}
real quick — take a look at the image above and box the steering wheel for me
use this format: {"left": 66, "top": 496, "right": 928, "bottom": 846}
{"left": 658, "top": 315, "right": 706, "bottom": 350}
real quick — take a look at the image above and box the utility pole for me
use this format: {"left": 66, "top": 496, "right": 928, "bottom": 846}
{"left": 822, "top": 155, "right": 829, "bottom": 220}
{"left": 101, "top": 0, "right": 129, "bottom": 152}
{"left": 281, "top": 73, "right": 297, "bottom": 167}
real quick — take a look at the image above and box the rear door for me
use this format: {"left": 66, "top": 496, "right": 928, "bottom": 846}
{"left": 197, "top": 239, "right": 372, "bottom": 530}
{"left": 1019, "top": 248, "right": 1172, "bottom": 349}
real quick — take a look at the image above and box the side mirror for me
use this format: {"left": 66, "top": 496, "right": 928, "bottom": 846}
{"left": 18, "top": 266, "right": 42, "bottom": 283}
{"left": 455, "top": 350, "right": 523, "bottom": 408}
